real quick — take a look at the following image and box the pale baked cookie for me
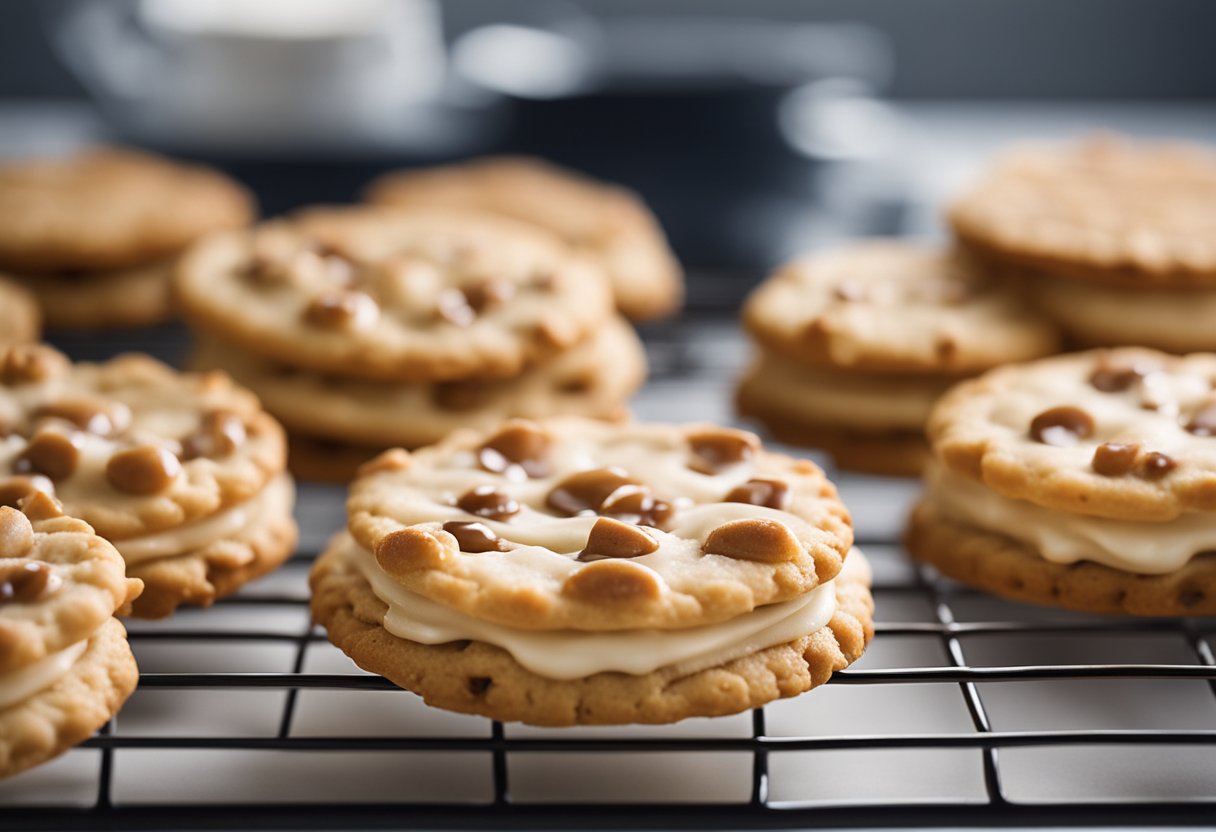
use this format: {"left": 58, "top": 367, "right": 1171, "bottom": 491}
{"left": 7, "top": 260, "right": 173, "bottom": 331}
{"left": 738, "top": 242, "right": 1059, "bottom": 475}
{"left": 365, "top": 156, "right": 683, "bottom": 321}
{"left": 0, "top": 277, "right": 38, "bottom": 345}
{"left": 345, "top": 419, "right": 853, "bottom": 630}
{"left": 0, "top": 147, "right": 253, "bottom": 274}
{"left": 743, "top": 242, "right": 1059, "bottom": 373}
{"left": 0, "top": 344, "right": 297, "bottom": 618}
{"left": 311, "top": 535, "right": 872, "bottom": 726}
{"left": 907, "top": 347, "right": 1216, "bottom": 615}
{"left": 176, "top": 207, "right": 615, "bottom": 382}
{"left": 192, "top": 316, "right": 645, "bottom": 449}
{"left": 950, "top": 136, "right": 1216, "bottom": 287}
{"left": 313, "top": 418, "right": 870, "bottom": 725}
{"left": 0, "top": 503, "right": 142, "bottom": 778}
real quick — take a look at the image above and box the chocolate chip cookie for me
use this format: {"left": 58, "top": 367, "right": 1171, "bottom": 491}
{"left": 365, "top": 156, "right": 683, "bottom": 321}
{"left": 906, "top": 347, "right": 1216, "bottom": 615}
{"left": 0, "top": 344, "right": 297, "bottom": 618}
{"left": 312, "top": 418, "right": 872, "bottom": 725}
{"left": 0, "top": 503, "right": 142, "bottom": 778}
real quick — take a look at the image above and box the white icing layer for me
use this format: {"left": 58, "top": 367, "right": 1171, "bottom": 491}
{"left": 0, "top": 640, "right": 87, "bottom": 709}
{"left": 927, "top": 463, "right": 1216, "bottom": 575}
{"left": 114, "top": 474, "right": 294, "bottom": 564}
{"left": 345, "top": 535, "right": 845, "bottom": 680}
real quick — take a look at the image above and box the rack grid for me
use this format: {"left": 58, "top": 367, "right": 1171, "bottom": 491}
{"left": 5, "top": 318, "right": 1215, "bottom": 828}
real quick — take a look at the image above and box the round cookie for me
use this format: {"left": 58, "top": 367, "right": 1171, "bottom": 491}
{"left": 175, "top": 207, "right": 615, "bottom": 382}
{"left": 1025, "top": 277, "right": 1216, "bottom": 354}
{"left": 365, "top": 156, "right": 683, "bottom": 321}
{"left": 0, "top": 504, "right": 142, "bottom": 778}
{"left": 0, "top": 277, "right": 39, "bottom": 345}
{"left": 906, "top": 498, "right": 1216, "bottom": 616}
{"left": 8, "top": 260, "right": 172, "bottom": 331}
{"left": 742, "top": 241, "right": 1060, "bottom": 374}
{"left": 950, "top": 136, "right": 1216, "bottom": 287}
{"left": 345, "top": 419, "right": 853, "bottom": 631}
{"left": 0, "top": 147, "right": 253, "bottom": 274}
{"left": 311, "top": 535, "right": 872, "bottom": 726}
{"left": 0, "top": 344, "right": 297, "bottom": 617}
{"left": 192, "top": 316, "right": 644, "bottom": 449}
{"left": 928, "top": 348, "right": 1216, "bottom": 522}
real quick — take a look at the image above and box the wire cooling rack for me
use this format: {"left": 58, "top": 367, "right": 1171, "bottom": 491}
{"left": 3, "top": 318, "right": 1215, "bottom": 829}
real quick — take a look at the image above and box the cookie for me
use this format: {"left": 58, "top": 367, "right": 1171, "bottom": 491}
{"left": 950, "top": 135, "right": 1216, "bottom": 288}
{"left": 345, "top": 419, "right": 853, "bottom": 631}
{"left": 0, "top": 147, "right": 253, "bottom": 274}
{"left": 0, "top": 344, "right": 297, "bottom": 618}
{"left": 365, "top": 156, "right": 683, "bottom": 321}
{"left": 285, "top": 434, "right": 385, "bottom": 485}
{"left": 0, "top": 278, "right": 38, "bottom": 345}
{"left": 192, "top": 315, "right": 644, "bottom": 449}
{"left": 7, "top": 260, "right": 172, "bottom": 331}
{"left": 908, "top": 347, "right": 1216, "bottom": 615}
{"left": 176, "top": 207, "right": 615, "bottom": 382}
{"left": 743, "top": 241, "right": 1060, "bottom": 374}
{"left": 1025, "top": 276, "right": 1216, "bottom": 354}
{"left": 311, "top": 533, "right": 872, "bottom": 726}
{"left": 0, "top": 504, "right": 142, "bottom": 778}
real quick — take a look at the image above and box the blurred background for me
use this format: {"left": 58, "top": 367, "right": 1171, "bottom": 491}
{"left": 2, "top": 0, "right": 1215, "bottom": 309}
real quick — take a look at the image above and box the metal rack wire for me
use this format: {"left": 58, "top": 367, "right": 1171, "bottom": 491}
{"left": 6, "top": 318, "right": 1216, "bottom": 828}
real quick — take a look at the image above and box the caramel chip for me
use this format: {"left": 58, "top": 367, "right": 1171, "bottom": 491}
{"left": 14, "top": 431, "right": 83, "bottom": 481}
{"left": 702, "top": 518, "right": 804, "bottom": 564}
{"left": 0, "top": 506, "right": 34, "bottom": 556}
{"left": 35, "top": 399, "right": 132, "bottom": 437}
{"left": 1092, "top": 442, "right": 1139, "bottom": 477}
{"left": 181, "top": 410, "right": 247, "bottom": 460}
{"left": 106, "top": 446, "right": 183, "bottom": 495}
{"left": 456, "top": 486, "right": 519, "bottom": 521}
{"left": 20, "top": 491, "right": 64, "bottom": 521}
{"left": 0, "top": 345, "right": 68, "bottom": 385}
{"left": 724, "top": 478, "right": 790, "bottom": 510}
{"left": 375, "top": 527, "right": 452, "bottom": 572}
{"left": 688, "top": 428, "right": 759, "bottom": 474}
{"left": 478, "top": 423, "right": 551, "bottom": 478}
{"left": 600, "top": 484, "right": 674, "bottom": 528}
{"left": 0, "top": 475, "right": 52, "bottom": 509}
{"left": 304, "top": 290, "right": 379, "bottom": 330}
{"left": 1138, "top": 451, "right": 1178, "bottom": 480}
{"left": 562, "top": 559, "right": 663, "bottom": 602}
{"left": 0, "top": 561, "right": 54, "bottom": 604}
{"left": 442, "top": 521, "right": 508, "bottom": 553}
{"left": 546, "top": 467, "right": 635, "bottom": 515}
{"left": 461, "top": 278, "right": 516, "bottom": 312}
{"left": 1089, "top": 362, "right": 1153, "bottom": 393}
{"left": 1186, "top": 402, "right": 1216, "bottom": 437}
{"left": 1029, "top": 406, "right": 1094, "bottom": 447}
{"left": 578, "top": 517, "right": 659, "bottom": 561}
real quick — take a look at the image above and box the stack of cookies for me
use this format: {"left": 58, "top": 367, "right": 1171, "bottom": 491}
{"left": 311, "top": 418, "right": 873, "bottom": 726}
{"left": 177, "top": 207, "right": 648, "bottom": 481}
{"left": 0, "top": 147, "right": 253, "bottom": 329}
{"left": 365, "top": 156, "right": 684, "bottom": 321}
{"left": 907, "top": 347, "right": 1216, "bottom": 616}
{"left": 0, "top": 344, "right": 297, "bottom": 618}
{"left": 950, "top": 135, "right": 1216, "bottom": 353}
{"left": 0, "top": 500, "right": 142, "bottom": 778}
{"left": 738, "top": 241, "right": 1060, "bottom": 476}
{"left": 0, "top": 278, "right": 38, "bottom": 345}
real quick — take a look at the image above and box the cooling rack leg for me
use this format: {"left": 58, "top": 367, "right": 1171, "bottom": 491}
{"left": 749, "top": 708, "right": 769, "bottom": 806}
{"left": 491, "top": 720, "right": 509, "bottom": 805}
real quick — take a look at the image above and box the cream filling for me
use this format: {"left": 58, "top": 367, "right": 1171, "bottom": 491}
{"left": 0, "top": 640, "right": 87, "bottom": 709}
{"left": 927, "top": 463, "right": 1216, "bottom": 575}
{"left": 344, "top": 535, "right": 845, "bottom": 680}
{"left": 114, "top": 474, "right": 294, "bottom": 564}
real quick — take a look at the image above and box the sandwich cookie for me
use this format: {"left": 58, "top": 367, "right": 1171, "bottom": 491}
{"left": 951, "top": 135, "right": 1216, "bottom": 352}
{"left": 0, "top": 344, "right": 296, "bottom": 618}
{"left": 365, "top": 156, "right": 683, "bottom": 321}
{"left": 0, "top": 502, "right": 142, "bottom": 778}
{"left": 311, "top": 418, "right": 873, "bottom": 725}
{"left": 739, "top": 241, "right": 1060, "bottom": 475}
{"left": 907, "top": 347, "right": 1216, "bottom": 615}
